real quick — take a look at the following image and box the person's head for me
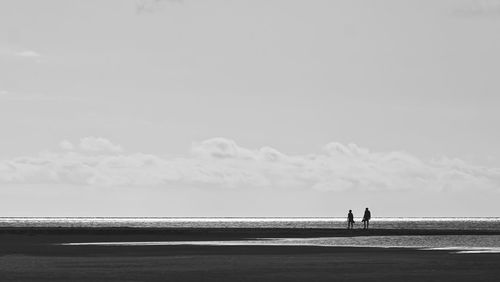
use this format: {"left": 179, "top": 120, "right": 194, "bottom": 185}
{"left": 366, "top": 208, "right": 369, "bottom": 210}
{"left": 349, "top": 210, "right": 352, "bottom": 213}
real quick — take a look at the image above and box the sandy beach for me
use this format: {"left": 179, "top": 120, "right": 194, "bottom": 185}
{"left": 0, "top": 228, "right": 499, "bottom": 281}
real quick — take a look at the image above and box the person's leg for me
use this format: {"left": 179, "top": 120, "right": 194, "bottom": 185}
{"left": 367, "top": 220, "right": 369, "bottom": 229}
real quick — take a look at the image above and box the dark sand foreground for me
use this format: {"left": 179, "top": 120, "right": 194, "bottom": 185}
{"left": 1, "top": 228, "right": 499, "bottom": 281}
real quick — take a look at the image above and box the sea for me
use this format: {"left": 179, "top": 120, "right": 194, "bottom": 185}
{"left": 3, "top": 217, "right": 500, "bottom": 253}
{"left": 1, "top": 217, "right": 499, "bottom": 229}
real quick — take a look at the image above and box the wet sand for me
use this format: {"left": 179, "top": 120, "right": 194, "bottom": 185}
{"left": 0, "top": 228, "right": 499, "bottom": 281}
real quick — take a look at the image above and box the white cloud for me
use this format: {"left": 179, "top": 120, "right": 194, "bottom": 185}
{"left": 59, "top": 140, "right": 75, "bottom": 151}
{"left": 191, "top": 137, "right": 257, "bottom": 160}
{"left": 15, "top": 50, "right": 41, "bottom": 58}
{"left": 0, "top": 137, "right": 499, "bottom": 191}
{"left": 79, "top": 137, "right": 123, "bottom": 153}
{"left": 324, "top": 142, "right": 370, "bottom": 156}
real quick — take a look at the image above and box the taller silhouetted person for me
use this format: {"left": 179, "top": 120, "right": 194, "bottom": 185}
{"left": 347, "top": 210, "right": 354, "bottom": 229}
{"left": 363, "top": 208, "right": 371, "bottom": 229}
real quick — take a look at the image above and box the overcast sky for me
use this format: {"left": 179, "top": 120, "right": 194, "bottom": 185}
{"left": 1, "top": 0, "right": 499, "bottom": 217}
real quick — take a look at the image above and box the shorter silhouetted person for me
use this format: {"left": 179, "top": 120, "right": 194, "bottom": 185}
{"left": 362, "top": 208, "right": 371, "bottom": 229}
{"left": 347, "top": 210, "right": 354, "bottom": 229}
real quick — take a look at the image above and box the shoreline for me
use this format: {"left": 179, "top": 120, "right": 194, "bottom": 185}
{"left": 1, "top": 227, "right": 500, "bottom": 237}
{"left": 59, "top": 240, "right": 500, "bottom": 255}
{"left": 1, "top": 227, "right": 499, "bottom": 246}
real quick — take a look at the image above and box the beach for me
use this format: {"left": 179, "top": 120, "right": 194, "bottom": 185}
{"left": 1, "top": 228, "right": 500, "bottom": 281}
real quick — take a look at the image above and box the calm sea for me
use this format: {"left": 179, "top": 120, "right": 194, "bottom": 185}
{"left": 1, "top": 217, "right": 499, "bottom": 230}
{"left": 4, "top": 217, "right": 499, "bottom": 253}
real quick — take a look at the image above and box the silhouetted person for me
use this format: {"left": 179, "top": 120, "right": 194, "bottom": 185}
{"left": 362, "top": 208, "right": 371, "bottom": 229}
{"left": 347, "top": 210, "right": 354, "bottom": 229}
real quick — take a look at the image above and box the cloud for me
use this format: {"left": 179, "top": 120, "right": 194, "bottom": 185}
{"left": 78, "top": 137, "right": 123, "bottom": 153}
{"left": 59, "top": 140, "right": 75, "bottom": 151}
{"left": 324, "top": 142, "right": 370, "bottom": 156}
{"left": 0, "top": 137, "right": 499, "bottom": 191}
{"left": 15, "top": 50, "right": 41, "bottom": 58}
{"left": 0, "top": 48, "right": 43, "bottom": 62}
{"left": 191, "top": 138, "right": 256, "bottom": 159}
{"left": 192, "top": 138, "right": 289, "bottom": 162}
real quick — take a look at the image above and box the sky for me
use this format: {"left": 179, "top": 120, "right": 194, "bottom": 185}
{"left": 0, "top": 0, "right": 499, "bottom": 217}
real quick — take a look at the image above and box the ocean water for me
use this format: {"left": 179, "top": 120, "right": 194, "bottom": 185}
{"left": 3, "top": 217, "right": 498, "bottom": 253}
{"left": 1, "top": 217, "right": 500, "bottom": 230}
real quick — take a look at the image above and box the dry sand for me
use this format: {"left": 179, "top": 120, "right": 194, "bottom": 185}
{"left": 0, "top": 228, "right": 499, "bottom": 281}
